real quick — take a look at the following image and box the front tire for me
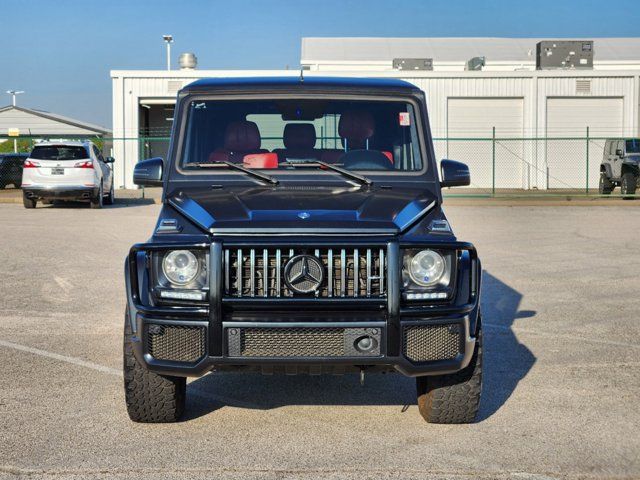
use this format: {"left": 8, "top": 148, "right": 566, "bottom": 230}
{"left": 599, "top": 172, "right": 614, "bottom": 195}
{"left": 23, "top": 192, "right": 37, "bottom": 209}
{"left": 90, "top": 183, "right": 103, "bottom": 209}
{"left": 621, "top": 172, "right": 638, "bottom": 199}
{"left": 123, "top": 310, "right": 186, "bottom": 423}
{"left": 416, "top": 327, "right": 483, "bottom": 424}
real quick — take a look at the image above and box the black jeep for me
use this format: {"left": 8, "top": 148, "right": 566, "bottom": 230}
{"left": 124, "top": 77, "right": 483, "bottom": 424}
{"left": 600, "top": 138, "right": 640, "bottom": 198}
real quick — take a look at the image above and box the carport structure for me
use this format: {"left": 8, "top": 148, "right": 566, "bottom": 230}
{"left": 0, "top": 105, "right": 111, "bottom": 152}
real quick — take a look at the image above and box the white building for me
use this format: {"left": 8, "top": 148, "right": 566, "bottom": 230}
{"left": 111, "top": 37, "right": 640, "bottom": 190}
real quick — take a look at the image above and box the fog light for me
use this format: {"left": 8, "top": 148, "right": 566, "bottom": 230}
{"left": 355, "top": 335, "right": 377, "bottom": 353}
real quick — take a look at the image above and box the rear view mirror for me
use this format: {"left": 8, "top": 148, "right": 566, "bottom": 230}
{"left": 616, "top": 149, "right": 623, "bottom": 157}
{"left": 133, "top": 157, "right": 164, "bottom": 187}
{"left": 440, "top": 159, "right": 470, "bottom": 188}
{"left": 104, "top": 156, "right": 115, "bottom": 164}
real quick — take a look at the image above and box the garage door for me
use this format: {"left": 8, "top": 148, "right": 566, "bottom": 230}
{"left": 446, "top": 98, "right": 524, "bottom": 189}
{"left": 546, "top": 97, "right": 623, "bottom": 189}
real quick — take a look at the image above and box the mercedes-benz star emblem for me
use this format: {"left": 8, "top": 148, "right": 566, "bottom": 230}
{"left": 284, "top": 255, "right": 324, "bottom": 294}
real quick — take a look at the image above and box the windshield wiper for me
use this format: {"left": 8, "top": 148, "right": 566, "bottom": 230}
{"left": 191, "top": 161, "right": 279, "bottom": 186}
{"left": 282, "top": 160, "right": 373, "bottom": 187}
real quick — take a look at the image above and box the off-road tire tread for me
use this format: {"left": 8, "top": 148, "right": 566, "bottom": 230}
{"left": 123, "top": 311, "right": 185, "bottom": 423}
{"left": 620, "top": 172, "right": 637, "bottom": 199}
{"left": 599, "top": 172, "right": 614, "bottom": 195}
{"left": 416, "top": 327, "right": 482, "bottom": 424}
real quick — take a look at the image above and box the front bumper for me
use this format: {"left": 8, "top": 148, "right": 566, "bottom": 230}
{"left": 125, "top": 240, "right": 481, "bottom": 378}
{"left": 23, "top": 185, "right": 97, "bottom": 200}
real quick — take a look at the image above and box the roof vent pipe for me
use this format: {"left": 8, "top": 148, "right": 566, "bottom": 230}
{"left": 179, "top": 53, "right": 197, "bottom": 70}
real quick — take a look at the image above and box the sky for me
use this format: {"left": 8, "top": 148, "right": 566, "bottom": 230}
{"left": 3, "top": 0, "right": 640, "bottom": 128}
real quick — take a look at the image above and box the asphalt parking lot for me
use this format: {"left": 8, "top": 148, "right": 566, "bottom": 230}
{"left": 0, "top": 202, "right": 639, "bottom": 480}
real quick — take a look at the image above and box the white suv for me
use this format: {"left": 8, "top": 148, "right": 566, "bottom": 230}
{"left": 21, "top": 141, "right": 115, "bottom": 209}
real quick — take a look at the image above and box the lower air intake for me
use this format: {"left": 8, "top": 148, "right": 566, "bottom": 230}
{"left": 403, "top": 324, "right": 462, "bottom": 362}
{"left": 227, "top": 327, "right": 381, "bottom": 358}
{"left": 146, "top": 324, "right": 206, "bottom": 363}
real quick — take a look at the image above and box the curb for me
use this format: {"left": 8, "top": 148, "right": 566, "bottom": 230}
{"left": 0, "top": 197, "right": 161, "bottom": 205}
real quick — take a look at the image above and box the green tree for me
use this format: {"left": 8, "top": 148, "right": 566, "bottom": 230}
{"left": 0, "top": 138, "right": 33, "bottom": 153}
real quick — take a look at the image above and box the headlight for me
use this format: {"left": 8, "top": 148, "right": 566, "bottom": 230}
{"left": 162, "top": 250, "right": 200, "bottom": 285}
{"left": 402, "top": 249, "right": 454, "bottom": 301}
{"left": 408, "top": 250, "right": 445, "bottom": 287}
{"left": 151, "top": 249, "right": 208, "bottom": 303}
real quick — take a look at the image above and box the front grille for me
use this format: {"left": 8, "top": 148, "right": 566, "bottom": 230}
{"left": 224, "top": 247, "right": 385, "bottom": 298}
{"left": 403, "top": 324, "right": 462, "bottom": 362}
{"left": 146, "top": 324, "right": 206, "bottom": 362}
{"left": 226, "top": 326, "right": 382, "bottom": 358}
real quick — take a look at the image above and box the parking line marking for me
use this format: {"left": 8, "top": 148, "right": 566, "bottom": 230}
{"left": 0, "top": 339, "right": 121, "bottom": 375}
{"left": 0, "top": 339, "right": 261, "bottom": 409}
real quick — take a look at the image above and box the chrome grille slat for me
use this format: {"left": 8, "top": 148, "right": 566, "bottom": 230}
{"left": 225, "top": 246, "right": 385, "bottom": 299}
{"left": 263, "top": 249, "right": 268, "bottom": 298}
{"left": 276, "top": 249, "right": 281, "bottom": 297}
{"left": 328, "top": 249, "right": 333, "bottom": 298}
{"left": 340, "top": 249, "right": 346, "bottom": 297}
{"left": 236, "top": 248, "right": 242, "bottom": 297}
{"left": 380, "top": 248, "right": 385, "bottom": 295}
{"left": 366, "top": 249, "right": 371, "bottom": 297}
{"left": 353, "top": 249, "right": 359, "bottom": 298}
{"left": 224, "top": 249, "right": 230, "bottom": 295}
{"left": 250, "top": 249, "right": 255, "bottom": 297}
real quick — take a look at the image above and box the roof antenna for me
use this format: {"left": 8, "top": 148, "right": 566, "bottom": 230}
{"left": 299, "top": 66, "right": 304, "bottom": 83}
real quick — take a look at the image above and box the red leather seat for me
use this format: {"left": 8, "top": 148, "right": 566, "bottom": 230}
{"left": 209, "top": 120, "right": 266, "bottom": 163}
{"left": 320, "top": 110, "right": 394, "bottom": 166}
{"left": 321, "top": 110, "right": 375, "bottom": 163}
{"left": 273, "top": 123, "right": 320, "bottom": 162}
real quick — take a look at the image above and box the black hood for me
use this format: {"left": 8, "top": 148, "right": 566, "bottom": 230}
{"left": 166, "top": 184, "right": 437, "bottom": 234}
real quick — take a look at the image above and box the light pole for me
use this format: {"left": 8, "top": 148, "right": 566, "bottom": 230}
{"left": 6, "top": 90, "right": 24, "bottom": 152}
{"left": 162, "top": 35, "right": 173, "bottom": 70}
{"left": 6, "top": 90, "right": 24, "bottom": 107}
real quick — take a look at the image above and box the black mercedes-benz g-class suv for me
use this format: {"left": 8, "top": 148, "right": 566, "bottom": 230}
{"left": 599, "top": 138, "right": 640, "bottom": 198}
{"left": 124, "top": 77, "right": 483, "bottom": 424}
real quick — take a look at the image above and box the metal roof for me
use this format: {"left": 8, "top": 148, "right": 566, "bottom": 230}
{"left": 301, "top": 37, "right": 640, "bottom": 62}
{"left": 0, "top": 105, "right": 110, "bottom": 136}
{"left": 183, "top": 76, "right": 418, "bottom": 91}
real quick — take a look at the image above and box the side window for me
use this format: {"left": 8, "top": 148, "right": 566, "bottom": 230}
{"left": 93, "top": 145, "right": 105, "bottom": 162}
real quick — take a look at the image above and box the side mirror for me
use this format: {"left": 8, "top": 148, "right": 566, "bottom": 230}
{"left": 440, "top": 159, "right": 470, "bottom": 188}
{"left": 104, "top": 156, "right": 115, "bottom": 164}
{"left": 615, "top": 148, "right": 623, "bottom": 157}
{"left": 133, "top": 157, "right": 164, "bottom": 187}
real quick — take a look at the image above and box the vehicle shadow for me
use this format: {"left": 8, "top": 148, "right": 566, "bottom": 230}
{"left": 184, "top": 271, "right": 535, "bottom": 422}
{"left": 476, "top": 272, "right": 536, "bottom": 421}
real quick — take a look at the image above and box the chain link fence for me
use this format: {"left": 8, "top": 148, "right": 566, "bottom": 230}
{"left": 0, "top": 134, "right": 637, "bottom": 197}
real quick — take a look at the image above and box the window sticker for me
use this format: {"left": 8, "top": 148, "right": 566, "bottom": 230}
{"left": 399, "top": 112, "right": 411, "bottom": 126}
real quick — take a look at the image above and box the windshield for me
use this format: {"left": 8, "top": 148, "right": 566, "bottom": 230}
{"left": 30, "top": 145, "right": 89, "bottom": 161}
{"left": 625, "top": 140, "right": 640, "bottom": 154}
{"left": 180, "top": 98, "right": 424, "bottom": 172}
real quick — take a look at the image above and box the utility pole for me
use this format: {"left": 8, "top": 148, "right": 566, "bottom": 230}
{"left": 162, "top": 35, "right": 173, "bottom": 70}
{"left": 6, "top": 90, "right": 24, "bottom": 152}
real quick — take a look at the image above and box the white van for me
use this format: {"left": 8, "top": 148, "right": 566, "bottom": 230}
{"left": 21, "top": 141, "right": 115, "bottom": 209}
